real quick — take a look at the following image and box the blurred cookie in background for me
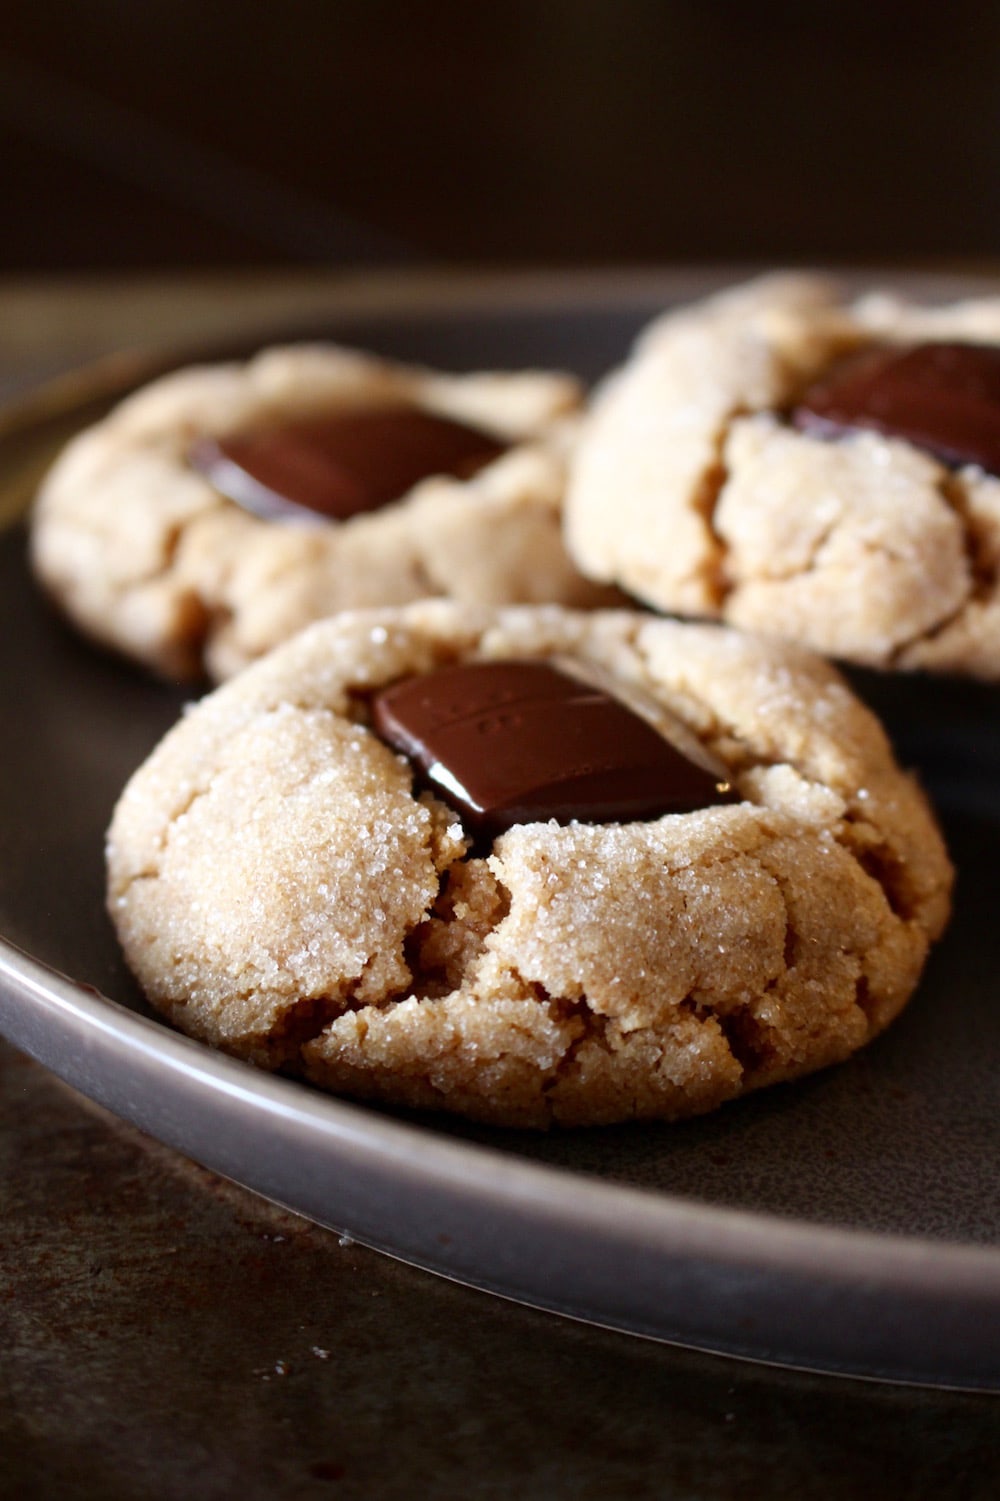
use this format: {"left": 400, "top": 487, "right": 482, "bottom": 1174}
{"left": 31, "top": 342, "right": 616, "bottom": 680}
{"left": 567, "top": 274, "right": 1000, "bottom": 679}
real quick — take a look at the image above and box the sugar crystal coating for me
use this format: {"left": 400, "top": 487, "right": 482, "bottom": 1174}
{"left": 106, "top": 602, "right": 953, "bottom": 1128}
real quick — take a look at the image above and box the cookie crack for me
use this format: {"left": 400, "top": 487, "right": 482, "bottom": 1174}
{"left": 678, "top": 851, "right": 794, "bottom": 1083}
{"left": 263, "top": 992, "right": 352, "bottom": 1067}
{"left": 113, "top": 773, "right": 222, "bottom": 894}
{"left": 113, "top": 505, "right": 219, "bottom": 674}
{"left": 711, "top": 1008, "right": 778, "bottom": 1081}
{"left": 886, "top": 471, "right": 994, "bottom": 662}
{"left": 125, "top": 514, "right": 200, "bottom": 595}
{"left": 540, "top": 994, "right": 610, "bottom": 1088}
{"left": 261, "top": 944, "right": 432, "bottom": 1070}
{"left": 407, "top": 545, "right": 452, "bottom": 602}
{"left": 782, "top": 508, "right": 845, "bottom": 584}
{"left": 941, "top": 471, "right": 1000, "bottom": 602}
{"left": 672, "top": 708, "right": 786, "bottom": 780}
{"left": 697, "top": 416, "right": 739, "bottom": 608}
{"left": 711, "top": 398, "right": 870, "bottom": 599}
{"left": 833, "top": 815, "right": 913, "bottom": 922}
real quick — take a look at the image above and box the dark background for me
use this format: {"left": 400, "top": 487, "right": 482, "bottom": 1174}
{"left": 6, "top": 10, "right": 1000, "bottom": 1495}
{"left": 3, "top": 0, "right": 1000, "bottom": 272}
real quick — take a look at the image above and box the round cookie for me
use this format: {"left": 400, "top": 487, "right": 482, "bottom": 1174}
{"left": 32, "top": 344, "right": 611, "bottom": 681}
{"left": 566, "top": 273, "right": 1000, "bottom": 677}
{"left": 106, "top": 601, "right": 953, "bottom": 1128}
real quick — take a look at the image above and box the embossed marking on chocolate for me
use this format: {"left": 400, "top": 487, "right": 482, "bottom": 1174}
{"left": 371, "top": 659, "right": 735, "bottom": 838}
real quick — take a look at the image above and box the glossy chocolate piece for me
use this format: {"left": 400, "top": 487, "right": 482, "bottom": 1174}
{"left": 371, "top": 659, "right": 735, "bottom": 839}
{"left": 189, "top": 405, "right": 507, "bottom": 522}
{"left": 793, "top": 341, "right": 1000, "bottom": 475}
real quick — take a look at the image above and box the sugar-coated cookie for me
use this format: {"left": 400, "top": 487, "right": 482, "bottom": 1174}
{"left": 566, "top": 274, "right": 1000, "bottom": 677}
{"left": 106, "top": 602, "right": 952, "bottom": 1128}
{"left": 32, "top": 344, "right": 610, "bottom": 680}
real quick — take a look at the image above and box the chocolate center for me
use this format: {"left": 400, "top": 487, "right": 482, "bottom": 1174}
{"left": 371, "top": 659, "right": 735, "bottom": 840}
{"left": 189, "top": 405, "right": 507, "bottom": 522}
{"left": 793, "top": 340, "right": 1000, "bottom": 475}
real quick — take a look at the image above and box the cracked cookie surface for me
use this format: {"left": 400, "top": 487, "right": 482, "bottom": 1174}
{"left": 566, "top": 274, "right": 1000, "bottom": 677}
{"left": 31, "top": 344, "right": 610, "bottom": 681}
{"left": 106, "top": 602, "right": 952, "bottom": 1127}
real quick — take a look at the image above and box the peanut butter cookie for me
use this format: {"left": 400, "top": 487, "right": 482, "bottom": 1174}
{"left": 106, "top": 602, "right": 952, "bottom": 1127}
{"left": 33, "top": 344, "right": 609, "bottom": 680}
{"left": 567, "top": 274, "right": 1000, "bottom": 677}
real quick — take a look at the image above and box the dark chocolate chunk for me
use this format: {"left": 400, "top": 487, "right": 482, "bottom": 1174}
{"left": 371, "top": 659, "right": 735, "bottom": 839}
{"left": 793, "top": 341, "right": 1000, "bottom": 475}
{"left": 189, "top": 405, "right": 507, "bottom": 522}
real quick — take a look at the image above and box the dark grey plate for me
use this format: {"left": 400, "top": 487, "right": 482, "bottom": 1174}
{"left": 2, "top": 275, "right": 999, "bottom": 1391}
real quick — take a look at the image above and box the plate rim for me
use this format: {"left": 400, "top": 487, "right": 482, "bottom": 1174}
{"left": 5, "top": 269, "right": 1000, "bottom": 1388}
{"left": 5, "top": 933, "right": 1000, "bottom": 1391}
{"left": 5, "top": 933, "right": 1000, "bottom": 1283}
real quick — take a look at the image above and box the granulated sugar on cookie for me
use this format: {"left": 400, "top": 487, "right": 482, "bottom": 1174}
{"left": 106, "top": 602, "right": 952, "bottom": 1128}
{"left": 32, "top": 344, "right": 613, "bottom": 681}
{"left": 566, "top": 273, "right": 1000, "bottom": 678}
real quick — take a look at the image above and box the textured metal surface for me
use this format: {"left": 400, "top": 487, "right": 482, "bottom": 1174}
{"left": 3, "top": 1037, "right": 999, "bottom": 1501}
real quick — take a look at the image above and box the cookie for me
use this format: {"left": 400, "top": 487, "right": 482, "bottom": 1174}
{"left": 106, "top": 601, "right": 952, "bottom": 1128}
{"left": 31, "top": 344, "right": 611, "bottom": 680}
{"left": 566, "top": 273, "right": 1000, "bottom": 677}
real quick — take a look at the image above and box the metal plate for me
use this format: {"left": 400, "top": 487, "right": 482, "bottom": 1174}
{"left": 2, "top": 275, "right": 999, "bottom": 1389}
